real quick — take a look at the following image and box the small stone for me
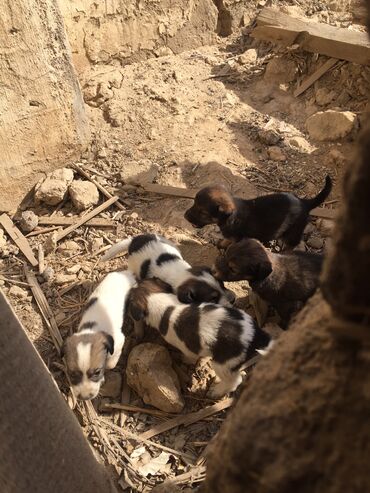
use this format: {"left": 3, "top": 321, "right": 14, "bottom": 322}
{"left": 100, "top": 372, "right": 122, "bottom": 398}
{"left": 307, "top": 236, "right": 324, "bottom": 249}
{"left": 127, "top": 343, "right": 185, "bottom": 413}
{"left": 258, "top": 129, "right": 281, "bottom": 145}
{"left": 8, "top": 285, "right": 29, "bottom": 299}
{"left": 130, "top": 212, "right": 139, "bottom": 220}
{"left": 19, "top": 211, "right": 39, "bottom": 233}
{"left": 238, "top": 49, "right": 258, "bottom": 65}
{"left": 317, "top": 219, "right": 334, "bottom": 236}
{"left": 42, "top": 266, "right": 54, "bottom": 282}
{"left": 120, "top": 159, "right": 159, "bottom": 186}
{"left": 90, "top": 237, "right": 104, "bottom": 252}
{"left": 306, "top": 110, "right": 357, "bottom": 141}
{"left": 288, "top": 136, "right": 313, "bottom": 154}
{"left": 34, "top": 168, "right": 74, "bottom": 205}
{"left": 315, "top": 87, "right": 336, "bottom": 106}
{"left": 264, "top": 57, "right": 297, "bottom": 84}
{"left": 44, "top": 231, "right": 58, "bottom": 255}
{"left": 66, "top": 264, "right": 81, "bottom": 274}
{"left": 58, "top": 240, "right": 80, "bottom": 257}
{"left": 267, "top": 146, "right": 286, "bottom": 162}
{"left": 55, "top": 273, "right": 77, "bottom": 285}
{"left": 97, "top": 148, "right": 108, "bottom": 158}
{"left": 69, "top": 181, "right": 100, "bottom": 211}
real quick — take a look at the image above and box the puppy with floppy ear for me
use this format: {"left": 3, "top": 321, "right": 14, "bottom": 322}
{"left": 213, "top": 238, "right": 323, "bottom": 327}
{"left": 185, "top": 177, "right": 332, "bottom": 249}
{"left": 128, "top": 278, "right": 272, "bottom": 399}
{"left": 62, "top": 270, "right": 136, "bottom": 401}
{"left": 101, "top": 233, "right": 235, "bottom": 307}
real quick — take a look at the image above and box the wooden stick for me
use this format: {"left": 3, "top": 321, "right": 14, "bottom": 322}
{"left": 56, "top": 196, "right": 119, "bottom": 242}
{"left": 252, "top": 7, "right": 370, "bottom": 65}
{"left": 172, "top": 466, "right": 207, "bottom": 484}
{"left": 0, "top": 214, "right": 38, "bottom": 267}
{"left": 140, "top": 398, "right": 234, "bottom": 440}
{"left": 38, "top": 244, "right": 45, "bottom": 275}
{"left": 73, "top": 163, "right": 126, "bottom": 211}
{"left": 103, "top": 403, "right": 174, "bottom": 418}
{"left": 24, "top": 266, "right": 63, "bottom": 350}
{"left": 26, "top": 226, "right": 61, "bottom": 237}
{"left": 294, "top": 58, "right": 338, "bottom": 97}
{"left": 38, "top": 216, "right": 115, "bottom": 227}
{"left": 310, "top": 207, "right": 337, "bottom": 220}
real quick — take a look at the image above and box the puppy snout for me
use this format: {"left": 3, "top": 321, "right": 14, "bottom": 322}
{"left": 77, "top": 392, "right": 96, "bottom": 401}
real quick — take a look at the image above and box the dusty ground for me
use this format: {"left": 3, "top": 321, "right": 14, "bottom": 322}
{"left": 0, "top": 1, "right": 369, "bottom": 491}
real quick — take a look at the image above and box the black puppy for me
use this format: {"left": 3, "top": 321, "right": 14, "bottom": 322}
{"left": 213, "top": 238, "right": 323, "bottom": 327}
{"left": 185, "top": 176, "right": 332, "bottom": 249}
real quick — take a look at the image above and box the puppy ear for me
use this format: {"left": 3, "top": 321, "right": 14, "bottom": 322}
{"left": 255, "top": 261, "right": 273, "bottom": 282}
{"left": 129, "top": 301, "right": 146, "bottom": 321}
{"left": 102, "top": 332, "right": 114, "bottom": 355}
{"left": 177, "top": 285, "right": 195, "bottom": 304}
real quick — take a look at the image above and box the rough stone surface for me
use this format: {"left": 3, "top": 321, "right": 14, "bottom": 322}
{"left": 315, "top": 88, "right": 336, "bottom": 106}
{"left": 238, "top": 49, "right": 258, "bottom": 65}
{"left": 55, "top": 273, "right": 77, "bottom": 285}
{"left": 288, "top": 135, "right": 314, "bottom": 154}
{"left": 19, "top": 211, "right": 39, "bottom": 233}
{"left": 100, "top": 372, "right": 122, "bottom": 398}
{"left": 267, "top": 146, "right": 286, "bottom": 162}
{"left": 306, "top": 110, "right": 357, "bottom": 141}
{"left": 58, "top": 241, "right": 81, "bottom": 257}
{"left": 264, "top": 57, "right": 297, "bottom": 84}
{"left": 126, "top": 343, "right": 185, "bottom": 413}
{"left": 306, "top": 236, "right": 324, "bottom": 249}
{"left": 120, "top": 159, "right": 159, "bottom": 186}
{"left": 69, "top": 180, "right": 100, "bottom": 211}
{"left": 258, "top": 129, "right": 281, "bottom": 145}
{"left": 317, "top": 219, "right": 334, "bottom": 237}
{"left": 8, "top": 285, "right": 29, "bottom": 300}
{"left": 34, "top": 168, "right": 74, "bottom": 206}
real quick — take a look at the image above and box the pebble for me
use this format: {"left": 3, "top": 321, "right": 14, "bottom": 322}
{"left": 8, "top": 285, "right": 29, "bottom": 300}
{"left": 19, "top": 211, "right": 39, "bottom": 233}
{"left": 34, "top": 168, "right": 74, "bottom": 206}
{"left": 55, "top": 273, "right": 77, "bottom": 285}
{"left": 288, "top": 136, "right": 313, "bottom": 154}
{"left": 69, "top": 180, "right": 100, "bottom": 211}
{"left": 238, "top": 49, "right": 258, "bottom": 65}
{"left": 307, "top": 236, "right": 324, "bottom": 249}
{"left": 267, "top": 146, "right": 286, "bottom": 162}
{"left": 42, "top": 266, "right": 55, "bottom": 282}
{"left": 66, "top": 264, "right": 82, "bottom": 274}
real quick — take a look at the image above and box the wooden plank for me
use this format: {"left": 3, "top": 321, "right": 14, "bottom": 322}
{"left": 38, "top": 216, "right": 115, "bottom": 227}
{"left": 252, "top": 7, "right": 370, "bottom": 65}
{"left": 294, "top": 57, "right": 338, "bottom": 97}
{"left": 0, "top": 214, "right": 38, "bottom": 267}
{"left": 73, "top": 163, "right": 126, "bottom": 211}
{"left": 310, "top": 207, "right": 337, "bottom": 219}
{"left": 55, "top": 196, "right": 119, "bottom": 242}
{"left": 140, "top": 398, "right": 233, "bottom": 441}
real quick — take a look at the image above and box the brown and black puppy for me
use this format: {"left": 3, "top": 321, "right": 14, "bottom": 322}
{"left": 213, "top": 238, "right": 324, "bottom": 327}
{"left": 184, "top": 176, "right": 332, "bottom": 249}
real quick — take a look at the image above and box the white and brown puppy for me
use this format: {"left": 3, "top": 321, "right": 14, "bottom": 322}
{"left": 102, "top": 233, "right": 235, "bottom": 306}
{"left": 62, "top": 270, "right": 135, "bottom": 400}
{"left": 213, "top": 238, "right": 323, "bottom": 328}
{"left": 128, "top": 278, "right": 272, "bottom": 398}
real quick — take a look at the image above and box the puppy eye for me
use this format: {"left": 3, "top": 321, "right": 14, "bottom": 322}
{"left": 92, "top": 368, "right": 102, "bottom": 377}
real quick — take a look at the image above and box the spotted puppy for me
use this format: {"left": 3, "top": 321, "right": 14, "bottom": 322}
{"left": 102, "top": 233, "right": 234, "bottom": 306}
{"left": 128, "top": 278, "right": 272, "bottom": 398}
{"left": 62, "top": 270, "right": 135, "bottom": 400}
{"left": 184, "top": 176, "right": 332, "bottom": 249}
{"left": 213, "top": 238, "right": 323, "bottom": 327}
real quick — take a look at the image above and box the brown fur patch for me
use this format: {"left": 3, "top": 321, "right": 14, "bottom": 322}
{"left": 128, "top": 278, "right": 172, "bottom": 321}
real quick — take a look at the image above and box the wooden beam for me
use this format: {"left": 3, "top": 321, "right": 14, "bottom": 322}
{"left": 294, "top": 57, "right": 338, "bottom": 97}
{"left": 252, "top": 8, "right": 370, "bottom": 65}
{"left": 0, "top": 214, "right": 38, "bottom": 266}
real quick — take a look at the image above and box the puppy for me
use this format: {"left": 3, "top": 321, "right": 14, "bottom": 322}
{"left": 128, "top": 278, "right": 272, "bottom": 398}
{"left": 213, "top": 238, "right": 323, "bottom": 327}
{"left": 184, "top": 176, "right": 332, "bottom": 248}
{"left": 62, "top": 270, "right": 135, "bottom": 400}
{"left": 102, "top": 233, "right": 235, "bottom": 306}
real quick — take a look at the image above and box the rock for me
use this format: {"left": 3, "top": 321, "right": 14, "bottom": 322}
{"left": 100, "top": 371, "right": 122, "bottom": 398}
{"left": 317, "top": 219, "right": 334, "bottom": 237}
{"left": 66, "top": 264, "right": 81, "bottom": 274}
{"left": 58, "top": 240, "right": 80, "bottom": 257}
{"left": 34, "top": 168, "right": 74, "bottom": 205}
{"left": 120, "top": 159, "right": 159, "bottom": 186}
{"left": 315, "top": 88, "right": 336, "bottom": 106}
{"left": 306, "top": 236, "right": 324, "bottom": 249}
{"left": 69, "top": 181, "right": 100, "bottom": 211}
{"left": 90, "top": 237, "right": 104, "bottom": 253}
{"left": 264, "top": 57, "right": 297, "bottom": 84}
{"left": 55, "top": 273, "right": 77, "bottom": 285}
{"left": 8, "top": 285, "right": 28, "bottom": 299}
{"left": 288, "top": 136, "right": 314, "bottom": 154}
{"left": 267, "top": 146, "right": 286, "bottom": 162}
{"left": 19, "top": 211, "right": 39, "bottom": 233}
{"left": 126, "top": 343, "right": 184, "bottom": 413}
{"left": 42, "top": 266, "right": 54, "bottom": 282}
{"left": 258, "top": 129, "right": 281, "bottom": 145}
{"left": 238, "top": 49, "right": 258, "bottom": 65}
{"left": 306, "top": 110, "right": 357, "bottom": 141}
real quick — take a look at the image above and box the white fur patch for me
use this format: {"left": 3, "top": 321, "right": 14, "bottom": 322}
{"left": 77, "top": 342, "right": 91, "bottom": 373}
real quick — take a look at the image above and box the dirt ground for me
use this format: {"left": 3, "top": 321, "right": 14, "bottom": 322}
{"left": 0, "top": 1, "right": 369, "bottom": 491}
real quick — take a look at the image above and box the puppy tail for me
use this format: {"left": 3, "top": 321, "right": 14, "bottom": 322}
{"left": 256, "top": 339, "right": 275, "bottom": 356}
{"left": 101, "top": 238, "right": 132, "bottom": 261}
{"left": 302, "top": 175, "right": 332, "bottom": 210}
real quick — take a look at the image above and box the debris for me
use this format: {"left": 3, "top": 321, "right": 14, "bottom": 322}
{"left": 267, "top": 146, "right": 286, "bottom": 162}
{"left": 126, "top": 343, "right": 185, "bottom": 414}
{"left": 294, "top": 58, "right": 338, "bottom": 98}
{"left": 19, "top": 211, "right": 39, "bottom": 233}
{"left": 238, "top": 49, "right": 258, "bottom": 65}
{"left": 38, "top": 245, "right": 45, "bottom": 275}
{"left": 91, "top": 237, "right": 104, "bottom": 253}
{"left": 42, "top": 266, "right": 55, "bottom": 282}
{"left": 137, "top": 452, "right": 171, "bottom": 477}
{"left": 55, "top": 273, "right": 77, "bottom": 285}
{"left": 252, "top": 8, "right": 370, "bottom": 65}
{"left": 306, "top": 236, "right": 324, "bottom": 249}
{"left": 66, "top": 264, "right": 81, "bottom": 274}
{"left": 44, "top": 231, "right": 58, "bottom": 255}
{"left": 58, "top": 240, "right": 80, "bottom": 257}
{"left": 102, "top": 403, "right": 173, "bottom": 418}
{"left": 310, "top": 208, "right": 337, "bottom": 220}
{"left": 38, "top": 216, "right": 116, "bottom": 228}
{"left": 327, "top": 148, "right": 347, "bottom": 166}
{"left": 34, "top": 168, "right": 74, "bottom": 206}
{"left": 120, "top": 159, "right": 159, "bottom": 186}
{"left": 264, "top": 57, "right": 297, "bottom": 84}
{"left": 0, "top": 214, "right": 38, "bottom": 267}
{"left": 151, "top": 482, "right": 182, "bottom": 493}
{"left": 288, "top": 135, "right": 314, "bottom": 154}
{"left": 69, "top": 181, "right": 100, "bottom": 211}
{"left": 315, "top": 87, "right": 337, "bottom": 106}
{"left": 73, "top": 163, "right": 126, "bottom": 211}
{"left": 0, "top": 229, "right": 7, "bottom": 249}
{"left": 317, "top": 219, "right": 334, "bottom": 236}
{"left": 134, "top": 183, "right": 196, "bottom": 199}
{"left": 258, "top": 129, "right": 281, "bottom": 145}
{"left": 100, "top": 371, "right": 122, "bottom": 398}
{"left": 56, "top": 196, "right": 119, "bottom": 242}
{"left": 8, "top": 285, "right": 29, "bottom": 300}
{"left": 306, "top": 110, "right": 357, "bottom": 141}
{"left": 140, "top": 398, "right": 233, "bottom": 441}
